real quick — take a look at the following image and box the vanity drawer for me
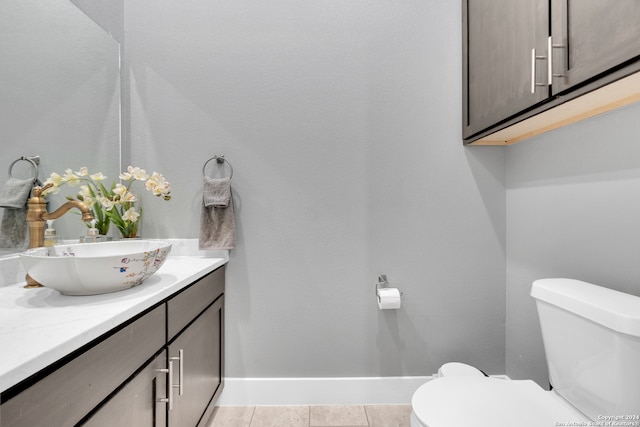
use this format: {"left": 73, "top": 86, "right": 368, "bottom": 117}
{"left": 1, "top": 305, "right": 166, "bottom": 427}
{"left": 167, "top": 265, "right": 225, "bottom": 341}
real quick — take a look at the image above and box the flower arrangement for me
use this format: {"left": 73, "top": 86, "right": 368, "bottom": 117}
{"left": 43, "top": 166, "right": 171, "bottom": 238}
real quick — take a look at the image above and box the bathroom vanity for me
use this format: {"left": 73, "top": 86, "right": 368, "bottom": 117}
{"left": 0, "top": 247, "right": 226, "bottom": 427}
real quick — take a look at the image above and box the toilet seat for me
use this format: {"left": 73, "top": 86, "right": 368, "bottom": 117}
{"left": 437, "top": 362, "right": 485, "bottom": 377}
{"left": 411, "top": 376, "right": 588, "bottom": 427}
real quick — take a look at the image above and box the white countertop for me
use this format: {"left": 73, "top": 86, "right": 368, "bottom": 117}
{"left": 0, "top": 240, "right": 228, "bottom": 393}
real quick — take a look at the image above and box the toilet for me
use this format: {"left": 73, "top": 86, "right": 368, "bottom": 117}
{"left": 410, "top": 278, "right": 640, "bottom": 427}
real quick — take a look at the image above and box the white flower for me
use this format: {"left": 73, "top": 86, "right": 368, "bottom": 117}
{"left": 78, "top": 185, "right": 91, "bottom": 198}
{"left": 127, "top": 166, "right": 149, "bottom": 181}
{"left": 99, "top": 197, "right": 115, "bottom": 211}
{"left": 63, "top": 169, "right": 81, "bottom": 187}
{"left": 112, "top": 183, "right": 128, "bottom": 198}
{"left": 122, "top": 207, "right": 140, "bottom": 223}
{"left": 75, "top": 167, "right": 89, "bottom": 177}
{"left": 145, "top": 172, "right": 172, "bottom": 198}
{"left": 121, "top": 191, "right": 137, "bottom": 203}
{"left": 47, "top": 172, "right": 63, "bottom": 186}
{"left": 156, "top": 182, "right": 172, "bottom": 198}
{"left": 90, "top": 172, "right": 107, "bottom": 181}
{"left": 119, "top": 171, "right": 133, "bottom": 181}
{"left": 41, "top": 173, "right": 63, "bottom": 195}
{"left": 78, "top": 185, "right": 95, "bottom": 207}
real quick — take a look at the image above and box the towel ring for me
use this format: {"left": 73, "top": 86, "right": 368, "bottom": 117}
{"left": 203, "top": 155, "right": 233, "bottom": 179}
{"left": 9, "top": 156, "right": 39, "bottom": 180}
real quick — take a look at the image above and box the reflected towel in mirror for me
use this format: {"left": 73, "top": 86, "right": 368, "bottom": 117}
{"left": 0, "top": 177, "right": 34, "bottom": 249}
{"left": 0, "top": 177, "right": 34, "bottom": 208}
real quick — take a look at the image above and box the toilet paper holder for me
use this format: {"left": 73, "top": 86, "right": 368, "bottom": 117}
{"left": 375, "top": 275, "right": 403, "bottom": 297}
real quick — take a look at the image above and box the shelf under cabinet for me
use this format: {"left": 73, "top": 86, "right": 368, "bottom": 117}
{"left": 468, "top": 71, "right": 640, "bottom": 146}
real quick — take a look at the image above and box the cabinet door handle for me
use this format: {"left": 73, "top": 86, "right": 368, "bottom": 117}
{"left": 156, "top": 361, "right": 174, "bottom": 410}
{"left": 548, "top": 36, "right": 567, "bottom": 82}
{"left": 531, "top": 48, "right": 548, "bottom": 93}
{"left": 547, "top": 37, "right": 553, "bottom": 85}
{"left": 170, "top": 349, "right": 184, "bottom": 396}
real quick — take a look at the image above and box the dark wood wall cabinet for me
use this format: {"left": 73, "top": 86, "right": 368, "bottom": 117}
{"left": 463, "top": 0, "right": 640, "bottom": 145}
{"left": 0, "top": 265, "right": 225, "bottom": 427}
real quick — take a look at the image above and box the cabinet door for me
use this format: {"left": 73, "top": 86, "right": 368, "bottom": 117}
{"left": 463, "top": 0, "right": 549, "bottom": 138}
{"left": 551, "top": 0, "right": 640, "bottom": 94}
{"left": 168, "top": 297, "right": 224, "bottom": 427}
{"left": 83, "top": 352, "right": 168, "bottom": 427}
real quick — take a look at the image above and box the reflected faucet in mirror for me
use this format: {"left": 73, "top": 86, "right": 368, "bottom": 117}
{"left": 24, "top": 183, "right": 94, "bottom": 288}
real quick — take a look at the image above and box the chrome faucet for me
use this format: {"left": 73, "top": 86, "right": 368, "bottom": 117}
{"left": 24, "top": 183, "right": 94, "bottom": 288}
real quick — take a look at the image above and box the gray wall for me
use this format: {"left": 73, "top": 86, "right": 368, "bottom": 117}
{"left": 506, "top": 102, "right": 640, "bottom": 386}
{"left": 124, "top": 0, "right": 507, "bottom": 378}
{"left": 27, "top": 0, "right": 639, "bottom": 387}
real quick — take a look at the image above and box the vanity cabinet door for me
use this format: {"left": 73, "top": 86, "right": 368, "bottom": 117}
{"left": 463, "top": 0, "right": 549, "bottom": 139}
{"left": 83, "top": 351, "right": 168, "bottom": 427}
{"left": 168, "top": 297, "right": 224, "bottom": 427}
{"left": 551, "top": 0, "right": 640, "bottom": 94}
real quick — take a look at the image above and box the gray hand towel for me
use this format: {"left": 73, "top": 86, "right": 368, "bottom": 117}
{"left": 203, "top": 177, "right": 231, "bottom": 208}
{"left": 0, "top": 177, "right": 34, "bottom": 208}
{"left": 0, "top": 177, "right": 33, "bottom": 249}
{"left": 199, "top": 177, "right": 236, "bottom": 249}
{"left": 0, "top": 209, "right": 28, "bottom": 249}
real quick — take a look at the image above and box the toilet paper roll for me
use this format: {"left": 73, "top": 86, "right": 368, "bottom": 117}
{"left": 377, "top": 287, "right": 401, "bottom": 309}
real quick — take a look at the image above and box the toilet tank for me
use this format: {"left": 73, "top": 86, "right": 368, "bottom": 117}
{"left": 531, "top": 279, "right": 640, "bottom": 420}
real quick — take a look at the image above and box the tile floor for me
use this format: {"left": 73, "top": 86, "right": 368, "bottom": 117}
{"left": 206, "top": 405, "right": 412, "bottom": 427}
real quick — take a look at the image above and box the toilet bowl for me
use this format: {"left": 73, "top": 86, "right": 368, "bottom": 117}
{"left": 410, "top": 278, "right": 640, "bottom": 427}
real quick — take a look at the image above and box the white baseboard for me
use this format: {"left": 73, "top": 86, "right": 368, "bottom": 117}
{"left": 216, "top": 374, "right": 511, "bottom": 406}
{"left": 216, "top": 376, "right": 434, "bottom": 406}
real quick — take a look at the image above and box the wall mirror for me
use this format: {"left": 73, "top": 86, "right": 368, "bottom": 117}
{"left": 0, "top": 0, "right": 121, "bottom": 256}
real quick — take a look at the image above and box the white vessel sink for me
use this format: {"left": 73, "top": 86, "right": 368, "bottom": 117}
{"left": 19, "top": 240, "right": 172, "bottom": 295}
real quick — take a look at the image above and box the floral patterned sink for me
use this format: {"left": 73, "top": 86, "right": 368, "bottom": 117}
{"left": 19, "top": 240, "right": 172, "bottom": 295}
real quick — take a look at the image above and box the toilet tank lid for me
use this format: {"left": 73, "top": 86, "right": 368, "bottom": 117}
{"left": 531, "top": 278, "right": 640, "bottom": 337}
